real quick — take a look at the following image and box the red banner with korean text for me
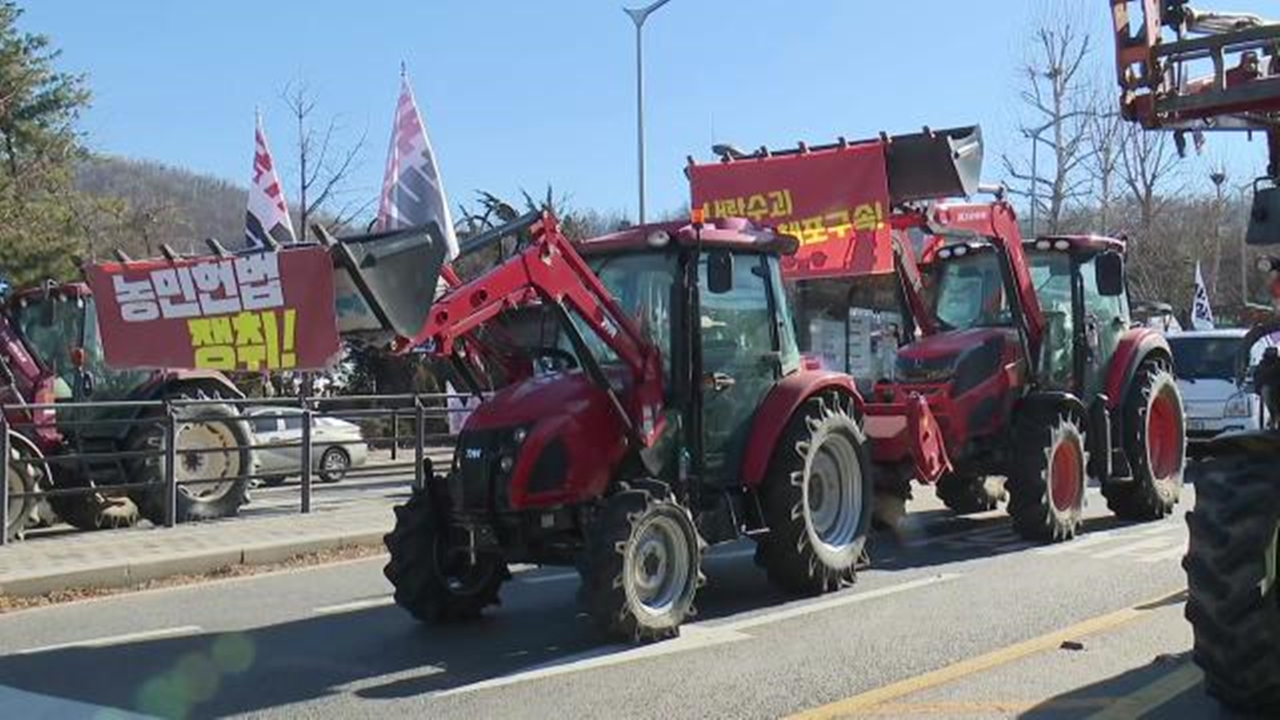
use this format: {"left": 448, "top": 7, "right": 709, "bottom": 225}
{"left": 688, "top": 141, "right": 892, "bottom": 277}
{"left": 86, "top": 247, "right": 340, "bottom": 371}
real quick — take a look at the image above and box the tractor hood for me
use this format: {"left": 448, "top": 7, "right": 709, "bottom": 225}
{"left": 895, "top": 328, "right": 1012, "bottom": 383}
{"left": 463, "top": 370, "right": 625, "bottom": 432}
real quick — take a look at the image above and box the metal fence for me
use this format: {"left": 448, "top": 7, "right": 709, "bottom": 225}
{"left": 1, "top": 392, "right": 475, "bottom": 545}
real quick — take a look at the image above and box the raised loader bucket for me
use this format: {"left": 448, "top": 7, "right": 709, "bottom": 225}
{"left": 328, "top": 221, "right": 450, "bottom": 342}
{"left": 884, "top": 125, "right": 983, "bottom": 204}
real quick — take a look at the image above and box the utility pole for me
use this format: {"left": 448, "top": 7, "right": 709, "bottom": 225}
{"left": 1210, "top": 168, "right": 1227, "bottom": 303}
{"left": 624, "top": 0, "right": 675, "bottom": 225}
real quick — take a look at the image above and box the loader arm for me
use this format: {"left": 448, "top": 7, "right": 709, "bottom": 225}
{"left": 402, "top": 213, "right": 667, "bottom": 447}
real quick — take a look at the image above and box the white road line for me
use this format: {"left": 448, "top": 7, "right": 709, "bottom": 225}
{"left": 435, "top": 573, "right": 960, "bottom": 698}
{"left": 519, "top": 572, "right": 579, "bottom": 585}
{"left": 1034, "top": 522, "right": 1176, "bottom": 556}
{"left": 14, "top": 625, "right": 202, "bottom": 655}
{"left": 1091, "top": 536, "right": 1179, "bottom": 560}
{"left": 313, "top": 596, "right": 395, "bottom": 615}
{"left": 1137, "top": 542, "right": 1188, "bottom": 564}
{"left": 715, "top": 573, "right": 961, "bottom": 633}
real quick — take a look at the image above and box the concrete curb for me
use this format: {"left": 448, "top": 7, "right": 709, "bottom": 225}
{"left": 0, "top": 530, "right": 387, "bottom": 598}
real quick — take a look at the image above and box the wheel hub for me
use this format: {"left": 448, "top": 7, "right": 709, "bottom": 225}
{"left": 804, "top": 430, "right": 862, "bottom": 551}
{"left": 627, "top": 515, "right": 691, "bottom": 615}
{"left": 1146, "top": 390, "right": 1181, "bottom": 480}
{"left": 174, "top": 421, "right": 240, "bottom": 502}
{"left": 1049, "top": 434, "right": 1082, "bottom": 513}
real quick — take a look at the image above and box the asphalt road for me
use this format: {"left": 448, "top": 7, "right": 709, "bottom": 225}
{"left": 0, "top": 485, "right": 1229, "bottom": 719}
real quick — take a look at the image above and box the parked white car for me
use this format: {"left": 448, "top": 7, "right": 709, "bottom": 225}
{"left": 1169, "top": 329, "right": 1269, "bottom": 440}
{"left": 246, "top": 406, "right": 369, "bottom": 484}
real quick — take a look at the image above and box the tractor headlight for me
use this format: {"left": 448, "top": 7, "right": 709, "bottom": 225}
{"left": 895, "top": 353, "right": 956, "bottom": 384}
{"left": 499, "top": 455, "right": 515, "bottom": 473}
{"left": 512, "top": 427, "right": 528, "bottom": 444}
{"left": 1225, "top": 393, "right": 1253, "bottom": 418}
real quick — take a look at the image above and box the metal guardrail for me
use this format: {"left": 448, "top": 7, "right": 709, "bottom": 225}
{"left": 1, "top": 392, "right": 478, "bottom": 545}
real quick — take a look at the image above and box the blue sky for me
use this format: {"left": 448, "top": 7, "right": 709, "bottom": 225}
{"left": 27, "top": 1, "right": 1279, "bottom": 223}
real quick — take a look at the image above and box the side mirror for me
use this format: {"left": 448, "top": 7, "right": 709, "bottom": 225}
{"left": 1095, "top": 252, "right": 1124, "bottom": 297}
{"left": 707, "top": 249, "right": 734, "bottom": 294}
{"left": 1247, "top": 182, "right": 1280, "bottom": 246}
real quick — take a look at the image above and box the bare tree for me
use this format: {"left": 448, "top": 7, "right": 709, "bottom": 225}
{"left": 280, "top": 79, "right": 370, "bottom": 239}
{"left": 1002, "top": 15, "right": 1096, "bottom": 234}
{"left": 1117, "top": 123, "right": 1180, "bottom": 232}
{"left": 1085, "top": 101, "right": 1125, "bottom": 235}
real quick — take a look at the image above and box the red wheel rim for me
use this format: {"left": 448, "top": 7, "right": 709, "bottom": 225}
{"left": 1050, "top": 436, "right": 1082, "bottom": 513}
{"left": 1147, "top": 390, "right": 1180, "bottom": 480}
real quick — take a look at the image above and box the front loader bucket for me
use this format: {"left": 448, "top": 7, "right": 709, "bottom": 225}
{"left": 328, "top": 222, "right": 449, "bottom": 342}
{"left": 884, "top": 126, "right": 983, "bottom": 204}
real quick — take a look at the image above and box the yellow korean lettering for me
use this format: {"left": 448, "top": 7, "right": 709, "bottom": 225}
{"left": 769, "top": 189, "right": 793, "bottom": 218}
{"left": 744, "top": 194, "right": 770, "bottom": 221}
{"left": 194, "top": 346, "right": 236, "bottom": 370}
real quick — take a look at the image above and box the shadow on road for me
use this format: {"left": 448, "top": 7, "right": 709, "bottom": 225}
{"left": 1018, "top": 654, "right": 1266, "bottom": 719}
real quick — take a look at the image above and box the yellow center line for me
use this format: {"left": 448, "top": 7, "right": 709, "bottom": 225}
{"left": 786, "top": 588, "right": 1186, "bottom": 720}
{"left": 1084, "top": 662, "right": 1203, "bottom": 719}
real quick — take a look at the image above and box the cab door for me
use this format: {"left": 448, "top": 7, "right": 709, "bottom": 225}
{"left": 1078, "top": 254, "right": 1129, "bottom": 399}
{"left": 699, "top": 253, "right": 795, "bottom": 483}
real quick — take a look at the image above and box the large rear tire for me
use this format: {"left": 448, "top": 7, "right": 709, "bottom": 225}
{"left": 383, "top": 488, "right": 507, "bottom": 622}
{"left": 758, "top": 391, "right": 872, "bottom": 595}
{"left": 46, "top": 461, "right": 139, "bottom": 531}
{"left": 1008, "top": 412, "right": 1086, "bottom": 543}
{"left": 936, "top": 474, "right": 1006, "bottom": 515}
{"left": 5, "top": 432, "right": 36, "bottom": 540}
{"left": 581, "top": 487, "right": 702, "bottom": 642}
{"left": 129, "top": 391, "right": 252, "bottom": 524}
{"left": 1183, "top": 452, "right": 1280, "bottom": 712}
{"left": 1104, "top": 360, "right": 1185, "bottom": 520}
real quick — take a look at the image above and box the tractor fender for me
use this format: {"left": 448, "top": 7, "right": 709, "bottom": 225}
{"left": 739, "top": 370, "right": 861, "bottom": 488}
{"left": 1015, "top": 391, "right": 1087, "bottom": 423}
{"left": 1103, "top": 329, "right": 1172, "bottom": 412}
{"left": 136, "top": 370, "right": 245, "bottom": 402}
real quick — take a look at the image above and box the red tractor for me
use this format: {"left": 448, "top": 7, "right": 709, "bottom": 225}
{"left": 327, "top": 211, "right": 909, "bottom": 640}
{"left": 689, "top": 129, "right": 1186, "bottom": 542}
{"left": 0, "top": 280, "right": 253, "bottom": 530}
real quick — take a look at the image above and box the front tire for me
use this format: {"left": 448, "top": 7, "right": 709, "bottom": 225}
{"left": 758, "top": 391, "right": 872, "bottom": 595}
{"left": 581, "top": 487, "right": 702, "bottom": 642}
{"left": 1104, "top": 360, "right": 1184, "bottom": 520}
{"left": 383, "top": 488, "right": 506, "bottom": 622}
{"left": 319, "top": 447, "right": 350, "bottom": 483}
{"left": 1184, "top": 451, "right": 1280, "bottom": 712}
{"left": 1008, "top": 412, "right": 1086, "bottom": 542}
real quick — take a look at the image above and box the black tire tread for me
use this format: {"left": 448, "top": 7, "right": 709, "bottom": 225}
{"left": 936, "top": 474, "right": 1003, "bottom": 515}
{"left": 1008, "top": 412, "right": 1085, "bottom": 543}
{"left": 1183, "top": 453, "right": 1280, "bottom": 712}
{"left": 757, "top": 391, "right": 871, "bottom": 595}
{"left": 383, "top": 489, "right": 505, "bottom": 622}
{"left": 1104, "top": 359, "right": 1184, "bottom": 520}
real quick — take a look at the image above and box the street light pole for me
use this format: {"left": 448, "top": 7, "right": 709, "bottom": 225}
{"left": 624, "top": 0, "right": 674, "bottom": 225}
{"left": 1022, "top": 120, "right": 1055, "bottom": 238}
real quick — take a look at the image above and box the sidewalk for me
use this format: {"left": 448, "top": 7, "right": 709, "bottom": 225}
{"left": 0, "top": 498, "right": 398, "bottom": 597}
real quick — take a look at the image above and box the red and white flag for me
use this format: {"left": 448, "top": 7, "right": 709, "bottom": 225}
{"left": 375, "top": 69, "right": 459, "bottom": 258}
{"left": 245, "top": 112, "right": 296, "bottom": 249}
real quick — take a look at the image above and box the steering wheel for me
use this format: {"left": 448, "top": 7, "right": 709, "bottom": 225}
{"left": 530, "top": 346, "right": 579, "bottom": 373}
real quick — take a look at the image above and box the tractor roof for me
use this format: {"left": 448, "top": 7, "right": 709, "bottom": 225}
{"left": 8, "top": 281, "right": 92, "bottom": 305}
{"left": 577, "top": 218, "right": 798, "bottom": 257}
{"left": 1026, "top": 235, "right": 1126, "bottom": 254}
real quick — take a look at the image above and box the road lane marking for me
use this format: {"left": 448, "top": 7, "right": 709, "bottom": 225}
{"left": 786, "top": 588, "right": 1185, "bottom": 719}
{"left": 1137, "top": 542, "right": 1188, "bottom": 564}
{"left": 15, "top": 625, "right": 203, "bottom": 655}
{"left": 1034, "top": 522, "right": 1176, "bottom": 555}
{"left": 435, "top": 573, "right": 958, "bottom": 698}
{"left": 519, "top": 572, "right": 578, "bottom": 585}
{"left": 1084, "top": 662, "right": 1203, "bottom": 719}
{"left": 313, "top": 596, "right": 395, "bottom": 614}
{"left": 859, "top": 698, "right": 1112, "bottom": 714}
{"left": 714, "top": 574, "right": 960, "bottom": 633}
{"left": 1090, "top": 536, "right": 1179, "bottom": 560}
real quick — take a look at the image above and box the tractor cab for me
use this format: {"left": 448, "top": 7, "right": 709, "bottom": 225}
{"left": 1022, "top": 236, "right": 1130, "bottom": 398}
{"left": 7, "top": 283, "right": 151, "bottom": 406}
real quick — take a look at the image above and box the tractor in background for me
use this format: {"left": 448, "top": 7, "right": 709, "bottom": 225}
{"left": 0, "top": 280, "right": 253, "bottom": 529}
{"left": 689, "top": 127, "right": 1186, "bottom": 542}
{"left": 1108, "top": 0, "right": 1280, "bottom": 710}
{"left": 322, "top": 211, "right": 915, "bottom": 641}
